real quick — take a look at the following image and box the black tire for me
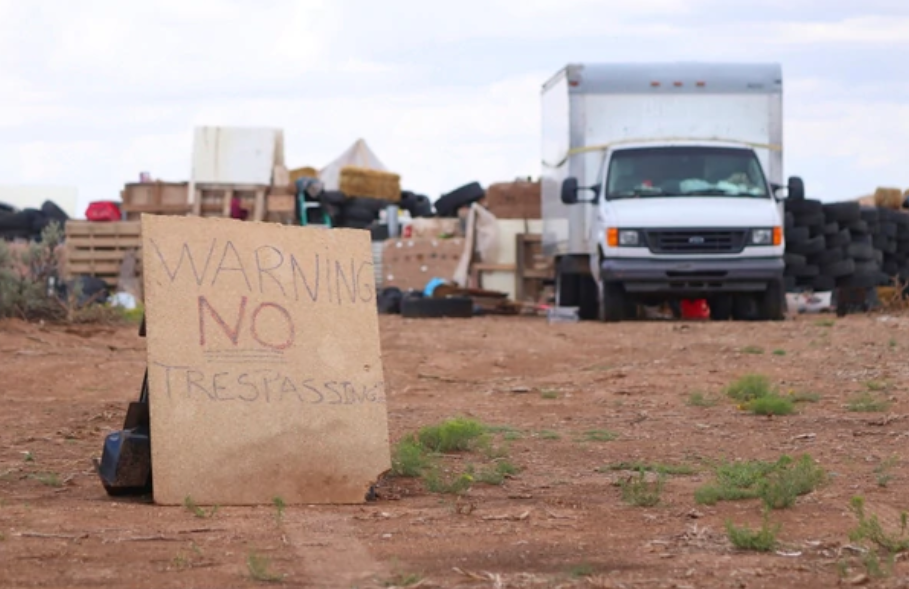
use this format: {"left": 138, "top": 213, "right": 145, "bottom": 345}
{"left": 881, "top": 240, "right": 897, "bottom": 255}
{"left": 792, "top": 263, "right": 820, "bottom": 278}
{"left": 600, "top": 282, "right": 628, "bottom": 322}
{"left": 822, "top": 222, "right": 840, "bottom": 235}
{"left": 784, "top": 252, "right": 807, "bottom": 266}
{"left": 821, "top": 258, "right": 855, "bottom": 278}
{"left": 321, "top": 190, "right": 347, "bottom": 207}
{"left": 847, "top": 242, "right": 875, "bottom": 261}
{"left": 784, "top": 275, "right": 797, "bottom": 292}
{"left": 400, "top": 296, "right": 474, "bottom": 318}
{"left": 827, "top": 229, "right": 852, "bottom": 248}
{"left": 377, "top": 287, "right": 404, "bottom": 314}
{"left": 786, "top": 198, "right": 822, "bottom": 216}
{"left": 785, "top": 227, "right": 810, "bottom": 243}
{"left": 709, "top": 295, "right": 733, "bottom": 320}
{"left": 785, "top": 212, "right": 795, "bottom": 227}
{"left": 859, "top": 207, "right": 880, "bottom": 223}
{"left": 788, "top": 235, "right": 825, "bottom": 256}
{"left": 811, "top": 247, "right": 845, "bottom": 266}
{"left": 579, "top": 275, "right": 599, "bottom": 320}
{"left": 435, "top": 182, "right": 484, "bottom": 218}
{"left": 837, "top": 272, "right": 881, "bottom": 289}
{"left": 40, "top": 200, "right": 69, "bottom": 222}
{"left": 811, "top": 274, "right": 836, "bottom": 292}
{"left": 794, "top": 212, "right": 825, "bottom": 228}
{"left": 822, "top": 201, "right": 861, "bottom": 223}
{"left": 882, "top": 222, "right": 898, "bottom": 238}
{"left": 882, "top": 260, "right": 900, "bottom": 276}
{"left": 851, "top": 233, "right": 872, "bottom": 246}
{"left": 757, "top": 280, "right": 785, "bottom": 320}
{"left": 337, "top": 217, "right": 374, "bottom": 230}
{"left": 847, "top": 219, "right": 869, "bottom": 233}
{"left": 854, "top": 260, "right": 880, "bottom": 275}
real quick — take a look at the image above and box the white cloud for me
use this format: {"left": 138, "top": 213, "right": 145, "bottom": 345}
{"left": 0, "top": 0, "right": 908, "bottom": 216}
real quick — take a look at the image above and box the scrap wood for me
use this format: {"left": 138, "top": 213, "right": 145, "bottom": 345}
{"left": 19, "top": 531, "right": 88, "bottom": 540}
{"left": 481, "top": 510, "right": 531, "bottom": 521}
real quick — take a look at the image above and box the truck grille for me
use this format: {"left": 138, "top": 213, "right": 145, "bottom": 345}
{"left": 645, "top": 230, "right": 747, "bottom": 254}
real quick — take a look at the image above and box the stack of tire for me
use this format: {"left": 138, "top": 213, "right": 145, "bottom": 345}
{"left": 334, "top": 190, "right": 435, "bottom": 231}
{"left": 876, "top": 208, "right": 909, "bottom": 283}
{"left": 434, "top": 182, "right": 485, "bottom": 218}
{"left": 782, "top": 197, "right": 835, "bottom": 292}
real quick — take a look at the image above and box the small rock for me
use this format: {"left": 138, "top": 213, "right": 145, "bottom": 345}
{"left": 848, "top": 573, "right": 869, "bottom": 585}
{"left": 510, "top": 386, "right": 531, "bottom": 393}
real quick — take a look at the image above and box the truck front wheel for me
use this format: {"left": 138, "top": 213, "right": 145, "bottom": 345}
{"left": 600, "top": 282, "right": 630, "bottom": 322}
{"left": 757, "top": 279, "right": 786, "bottom": 321}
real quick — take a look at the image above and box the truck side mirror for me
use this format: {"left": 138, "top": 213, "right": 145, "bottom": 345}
{"left": 787, "top": 176, "right": 805, "bottom": 200}
{"left": 561, "top": 177, "right": 580, "bottom": 205}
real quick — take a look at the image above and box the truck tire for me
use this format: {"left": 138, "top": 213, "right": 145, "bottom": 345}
{"left": 579, "top": 275, "right": 599, "bottom": 321}
{"left": 600, "top": 282, "right": 629, "bottom": 323}
{"left": 757, "top": 279, "right": 785, "bottom": 321}
{"left": 708, "top": 295, "right": 733, "bottom": 320}
{"left": 822, "top": 201, "right": 861, "bottom": 223}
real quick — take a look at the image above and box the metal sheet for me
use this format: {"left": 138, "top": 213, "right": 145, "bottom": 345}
{"left": 190, "top": 126, "right": 282, "bottom": 186}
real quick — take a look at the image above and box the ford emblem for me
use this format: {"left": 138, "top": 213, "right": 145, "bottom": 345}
{"left": 688, "top": 236, "right": 705, "bottom": 244}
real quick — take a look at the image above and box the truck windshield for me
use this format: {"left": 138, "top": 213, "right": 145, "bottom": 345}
{"left": 604, "top": 146, "right": 770, "bottom": 199}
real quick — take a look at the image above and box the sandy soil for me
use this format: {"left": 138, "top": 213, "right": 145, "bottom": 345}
{"left": 2, "top": 313, "right": 909, "bottom": 588}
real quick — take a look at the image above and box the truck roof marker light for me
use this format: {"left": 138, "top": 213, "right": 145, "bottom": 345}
{"left": 773, "top": 226, "right": 782, "bottom": 246}
{"left": 606, "top": 228, "right": 618, "bottom": 247}
{"left": 696, "top": 81, "right": 706, "bottom": 87}
{"left": 569, "top": 80, "right": 580, "bottom": 87}
{"left": 673, "top": 81, "right": 683, "bottom": 87}
{"left": 650, "top": 81, "right": 660, "bottom": 87}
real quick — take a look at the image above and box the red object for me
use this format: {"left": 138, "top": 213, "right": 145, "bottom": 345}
{"left": 680, "top": 298, "right": 710, "bottom": 320}
{"left": 85, "top": 201, "right": 122, "bottom": 222}
{"left": 230, "top": 197, "right": 249, "bottom": 220}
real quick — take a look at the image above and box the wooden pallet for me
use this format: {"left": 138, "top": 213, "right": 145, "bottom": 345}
{"left": 64, "top": 221, "right": 142, "bottom": 287}
{"left": 120, "top": 182, "right": 191, "bottom": 220}
{"left": 192, "top": 183, "right": 266, "bottom": 221}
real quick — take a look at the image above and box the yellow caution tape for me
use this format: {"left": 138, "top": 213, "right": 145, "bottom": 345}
{"left": 542, "top": 136, "right": 782, "bottom": 168}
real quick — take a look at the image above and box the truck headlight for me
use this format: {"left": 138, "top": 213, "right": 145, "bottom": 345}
{"left": 751, "top": 229, "right": 772, "bottom": 245}
{"left": 618, "top": 230, "right": 640, "bottom": 246}
{"left": 749, "top": 227, "right": 782, "bottom": 246}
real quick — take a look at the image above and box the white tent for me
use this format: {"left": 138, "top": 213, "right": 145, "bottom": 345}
{"left": 319, "top": 138, "right": 388, "bottom": 191}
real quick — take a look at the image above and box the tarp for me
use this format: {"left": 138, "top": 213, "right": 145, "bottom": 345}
{"left": 319, "top": 138, "right": 388, "bottom": 191}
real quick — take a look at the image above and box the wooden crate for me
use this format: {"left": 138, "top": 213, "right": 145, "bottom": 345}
{"left": 64, "top": 221, "right": 142, "bottom": 287}
{"left": 192, "top": 183, "right": 266, "bottom": 221}
{"left": 120, "top": 182, "right": 191, "bottom": 220}
{"left": 514, "top": 233, "right": 553, "bottom": 303}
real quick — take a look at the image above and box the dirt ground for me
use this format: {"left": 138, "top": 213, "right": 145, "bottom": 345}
{"left": 3, "top": 312, "right": 909, "bottom": 588}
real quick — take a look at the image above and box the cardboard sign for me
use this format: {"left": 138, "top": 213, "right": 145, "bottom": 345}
{"left": 141, "top": 215, "right": 391, "bottom": 505}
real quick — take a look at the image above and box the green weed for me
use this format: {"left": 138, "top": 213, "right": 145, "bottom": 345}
{"left": 246, "top": 552, "right": 284, "bottom": 583}
{"left": 540, "top": 389, "right": 559, "bottom": 399}
{"left": 725, "top": 374, "right": 773, "bottom": 403}
{"left": 874, "top": 457, "right": 898, "bottom": 488}
{"left": 772, "top": 349, "right": 786, "bottom": 356}
{"left": 273, "top": 496, "right": 285, "bottom": 525}
{"left": 580, "top": 429, "right": 617, "bottom": 442}
{"left": 849, "top": 496, "right": 909, "bottom": 554}
{"left": 30, "top": 473, "right": 62, "bottom": 488}
{"left": 568, "top": 563, "right": 596, "bottom": 578}
{"left": 417, "top": 417, "right": 488, "bottom": 452}
{"left": 726, "top": 510, "right": 780, "bottom": 552}
{"left": 183, "top": 495, "right": 218, "bottom": 519}
{"left": 601, "top": 461, "right": 696, "bottom": 476}
{"left": 815, "top": 318, "right": 836, "bottom": 327}
{"left": 748, "top": 395, "right": 796, "bottom": 416}
{"left": 741, "top": 345, "right": 764, "bottom": 354}
{"left": 847, "top": 392, "right": 891, "bottom": 413}
{"left": 619, "top": 470, "right": 664, "bottom": 507}
{"left": 687, "top": 392, "right": 719, "bottom": 407}
{"left": 391, "top": 438, "right": 431, "bottom": 478}
{"left": 538, "top": 430, "right": 561, "bottom": 440}
{"left": 695, "top": 454, "right": 824, "bottom": 508}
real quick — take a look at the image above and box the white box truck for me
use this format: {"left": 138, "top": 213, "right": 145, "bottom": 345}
{"left": 541, "top": 62, "right": 803, "bottom": 322}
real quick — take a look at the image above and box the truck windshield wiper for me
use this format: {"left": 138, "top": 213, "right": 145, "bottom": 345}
{"left": 606, "top": 188, "right": 665, "bottom": 198}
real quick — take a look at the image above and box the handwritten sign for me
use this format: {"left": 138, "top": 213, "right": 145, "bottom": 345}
{"left": 141, "top": 215, "right": 391, "bottom": 505}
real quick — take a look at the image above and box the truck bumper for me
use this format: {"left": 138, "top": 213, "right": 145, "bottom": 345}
{"left": 600, "top": 257, "right": 784, "bottom": 295}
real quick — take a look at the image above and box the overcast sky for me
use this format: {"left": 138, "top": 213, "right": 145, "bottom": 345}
{"left": 1, "top": 0, "right": 907, "bottom": 217}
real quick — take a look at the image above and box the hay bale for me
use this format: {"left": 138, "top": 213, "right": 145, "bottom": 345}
{"left": 874, "top": 186, "right": 903, "bottom": 209}
{"left": 339, "top": 166, "right": 401, "bottom": 202}
{"left": 289, "top": 166, "right": 319, "bottom": 184}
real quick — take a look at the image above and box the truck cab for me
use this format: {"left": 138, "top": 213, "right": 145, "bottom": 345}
{"left": 541, "top": 62, "right": 803, "bottom": 321}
